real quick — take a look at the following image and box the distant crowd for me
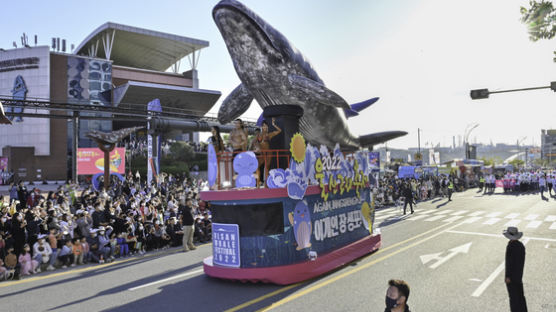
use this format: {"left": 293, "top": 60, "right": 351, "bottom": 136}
{"left": 0, "top": 174, "right": 211, "bottom": 281}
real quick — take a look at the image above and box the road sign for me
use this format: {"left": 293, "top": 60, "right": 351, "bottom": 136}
{"left": 420, "top": 242, "right": 472, "bottom": 269}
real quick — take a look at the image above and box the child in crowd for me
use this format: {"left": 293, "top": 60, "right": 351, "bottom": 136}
{"left": 116, "top": 233, "right": 129, "bottom": 258}
{"left": 0, "top": 258, "right": 9, "bottom": 280}
{"left": 72, "top": 238, "right": 83, "bottom": 265}
{"left": 58, "top": 240, "right": 75, "bottom": 268}
{"left": 5, "top": 248, "right": 18, "bottom": 279}
{"left": 19, "top": 244, "right": 39, "bottom": 275}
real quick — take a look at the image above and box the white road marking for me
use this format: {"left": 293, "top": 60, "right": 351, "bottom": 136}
{"left": 525, "top": 214, "right": 539, "bottom": 221}
{"left": 505, "top": 213, "right": 520, "bottom": 219}
{"left": 420, "top": 242, "right": 472, "bottom": 269}
{"left": 485, "top": 212, "right": 502, "bottom": 218}
{"left": 424, "top": 215, "right": 446, "bottom": 222}
{"left": 469, "top": 278, "right": 482, "bottom": 282}
{"left": 545, "top": 215, "right": 556, "bottom": 222}
{"left": 462, "top": 217, "right": 482, "bottom": 224}
{"left": 471, "top": 239, "right": 529, "bottom": 297}
{"left": 550, "top": 222, "right": 556, "bottom": 230}
{"left": 443, "top": 216, "right": 464, "bottom": 223}
{"left": 451, "top": 210, "right": 468, "bottom": 216}
{"left": 446, "top": 230, "right": 556, "bottom": 242}
{"left": 468, "top": 211, "right": 485, "bottom": 217}
{"left": 418, "top": 210, "right": 435, "bottom": 214}
{"left": 504, "top": 219, "right": 521, "bottom": 227}
{"left": 483, "top": 218, "right": 501, "bottom": 225}
{"left": 406, "top": 214, "right": 430, "bottom": 221}
{"left": 526, "top": 220, "right": 542, "bottom": 229}
{"left": 128, "top": 268, "right": 204, "bottom": 291}
{"left": 434, "top": 209, "right": 454, "bottom": 215}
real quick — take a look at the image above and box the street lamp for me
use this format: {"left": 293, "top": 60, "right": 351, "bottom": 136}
{"left": 470, "top": 81, "right": 556, "bottom": 100}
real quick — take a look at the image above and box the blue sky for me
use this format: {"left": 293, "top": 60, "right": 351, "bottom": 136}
{"left": 1, "top": 0, "right": 553, "bottom": 149}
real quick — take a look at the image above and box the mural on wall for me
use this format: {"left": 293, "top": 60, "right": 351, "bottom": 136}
{"left": 67, "top": 57, "right": 111, "bottom": 105}
{"left": 7, "top": 75, "right": 27, "bottom": 122}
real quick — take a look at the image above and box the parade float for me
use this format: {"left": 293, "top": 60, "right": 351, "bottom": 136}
{"left": 201, "top": 136, "right": 381, "bottom": 285}
{"left": 200, "top": 0, "right": 405, "bottom": 284}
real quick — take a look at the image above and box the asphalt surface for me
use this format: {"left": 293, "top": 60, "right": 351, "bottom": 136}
{"left": 1, "top": 189, "right": 555, "bottom": 312}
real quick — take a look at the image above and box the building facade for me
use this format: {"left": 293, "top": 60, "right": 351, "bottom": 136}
{"left": 0, "top": 22, "right": 221, "bottom": 181}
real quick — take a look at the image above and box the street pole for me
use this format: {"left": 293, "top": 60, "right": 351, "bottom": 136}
{"left": 72, "top": 112, "right": 79, "bottom": 183}
{"left": 418, "top": 128, "right": 421, "bottom": 158}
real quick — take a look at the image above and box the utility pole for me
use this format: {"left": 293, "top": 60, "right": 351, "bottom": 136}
{"left": 418, "top": 128, "right": 421, "bottom": 156}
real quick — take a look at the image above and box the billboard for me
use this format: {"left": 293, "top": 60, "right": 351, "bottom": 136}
{"left": 77, "top": 148, "right": 125, "bottom": 175}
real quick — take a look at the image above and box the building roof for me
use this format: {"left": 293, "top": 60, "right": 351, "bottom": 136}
{"left": 74, "top": 22, "right": 208, "bottom": 71}
{"left": 112, "top": 81, "right": 221, "bottom": 116}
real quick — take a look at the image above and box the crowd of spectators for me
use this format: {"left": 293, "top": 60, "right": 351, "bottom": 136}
{"left": 0, "top": 174, "right": 211, "bottom": 281}
{"left": 372, "top": 174, "right": 459, "bottom": 207}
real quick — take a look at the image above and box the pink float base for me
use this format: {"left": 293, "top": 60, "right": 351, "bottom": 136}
{"left": 203, "top": 234, "right": 381, "bottom": 285}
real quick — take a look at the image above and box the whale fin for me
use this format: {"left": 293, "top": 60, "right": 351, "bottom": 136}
{"left": 344, "top": 109, "right": 359, "bottom": 118}
{"left": 344, "top": 97, "right": 379, "bottom": 119}
{"left": 288, "top": 74, "right": 350, "bottom": 110}
{"left": 359, "top": 131, "right": 408, "bottom": 147}
{"left": 217, "top": 84, "right": 253, "bottom": 124}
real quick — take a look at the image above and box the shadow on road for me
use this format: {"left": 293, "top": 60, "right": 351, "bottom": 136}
{"left": 0, "top": 251, "right": 181, "bottom": 300}
{"left": 436, "top": 201, "right": 450, "bottom": 209}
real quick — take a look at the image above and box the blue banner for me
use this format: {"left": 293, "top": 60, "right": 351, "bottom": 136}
{"left": 212, "top": 223, "right": 241, "bottom": 267}
{"left": 369, "top": 152, "right": 380, "bottom": 171}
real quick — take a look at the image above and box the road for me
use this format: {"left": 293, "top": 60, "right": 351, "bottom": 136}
{"left": 1, "top": 189, "right": 555, "bottom": 311}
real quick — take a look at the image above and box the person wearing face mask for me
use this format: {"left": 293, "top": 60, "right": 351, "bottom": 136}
{"left": 385, "top": 279, "right": 411, "bottom": 312}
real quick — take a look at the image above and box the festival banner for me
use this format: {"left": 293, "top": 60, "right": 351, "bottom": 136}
{"left": 369, "top": 152, "right": 380, "bottom": 170}
{"left": 77, "top": 148, "right": 125, "bottom": 175}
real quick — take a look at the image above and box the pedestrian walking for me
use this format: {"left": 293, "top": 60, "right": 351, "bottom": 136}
{"left": 384, "top": 279, "right": 411, "bottom": 312}
{"left": 402, "top": 183, "right": 414, "bottom": 215}
{"left": 448, "top": 180, "right": 454, "bottom": 201}
{"left": 539, "top": 174, "right": 547, "bottom": 200}
{"left": 504, "top": 226, "right": 527, "bottom": 312}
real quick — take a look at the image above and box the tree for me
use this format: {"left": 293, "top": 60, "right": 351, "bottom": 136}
{"left": 509, "top": 158, "right": 525, "bottom": 168}
{"left": 521, "top": 1, "right": 556, "bottom": 61}
{"left": 168, "top": 141, "right": 195, "bottom": 162}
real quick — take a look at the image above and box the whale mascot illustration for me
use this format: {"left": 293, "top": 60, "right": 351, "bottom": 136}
{"left": 289, "top": 201, "right": 312, "bottom": 250}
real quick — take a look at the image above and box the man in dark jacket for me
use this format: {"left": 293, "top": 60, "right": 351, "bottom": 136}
{"left": 504, "top": 226, "right": 527, "bottom": 312}
{"left": 385, "top": 279, "right": 411, "bottom": 312}
{"left": 402, "top": 183, "right": 414, "bottom": 215}
{"left": 180, "top": 200, "right": 195, "bottom": 251}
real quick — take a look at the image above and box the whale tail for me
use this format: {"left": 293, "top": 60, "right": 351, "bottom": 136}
{"left": 359, "top": 131, "right": 407, "bottom": 148}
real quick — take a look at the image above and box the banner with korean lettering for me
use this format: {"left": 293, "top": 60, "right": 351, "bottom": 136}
{"left": 77, "top": 148, "right": 125, "bottom": 175}
{"left": 228, "top": 188, "right": 374, "bottom": 268}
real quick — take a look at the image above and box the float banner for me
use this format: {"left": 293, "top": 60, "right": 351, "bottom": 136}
{"left": 211, "top": 188, "right": 373, "bottom": 268}
{"left": 212, "top": 223, "right": 241, "bottom": 267}
{"left": 77, "top": 148, "right": 125, "bottom": 175}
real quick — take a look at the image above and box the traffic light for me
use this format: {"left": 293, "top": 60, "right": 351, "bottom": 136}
{"left": 551, "top": 81, "right": 556, "bottom": 92}
{"left": 470, "top": 88, "right": 489, "bottom": 100}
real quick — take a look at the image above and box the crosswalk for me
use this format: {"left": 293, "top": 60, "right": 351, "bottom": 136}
{"left": 374, "top": 208, "right": 556, "bottom": 231}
